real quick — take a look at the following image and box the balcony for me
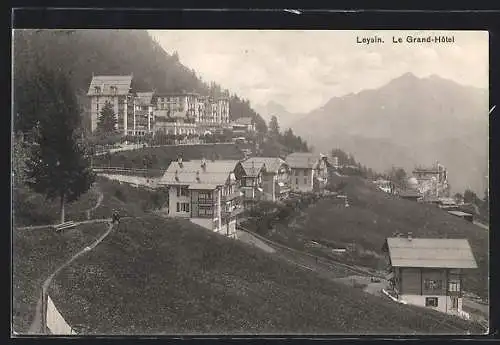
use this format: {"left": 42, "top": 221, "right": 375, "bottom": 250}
{"left": 221, "top": 190, "right": 243, "bottom": 202}
{"left": 197, "top": 198, "right": 215, "bottom": 205}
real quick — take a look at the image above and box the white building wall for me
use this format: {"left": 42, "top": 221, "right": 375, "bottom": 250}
{"left": 290, "top": 168, "right": 314, "bottom": 192}
{"left": 400, "top": 294, "right": 464, "bottom": 315}
{"left": 168, "top": 186, "right": 191, "bottom": 218}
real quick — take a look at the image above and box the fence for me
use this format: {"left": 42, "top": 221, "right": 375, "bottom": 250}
{"left": 93, "top": 166, "right": 164, "bottom": 176}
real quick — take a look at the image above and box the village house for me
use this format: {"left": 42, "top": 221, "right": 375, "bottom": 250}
{"left": 239, "top": 159, "right": 265, "bottom": 209}
{"left": 382, "top": 235, "right": 477, "bottom": 317}
{"left": 230, "top": 117, "right": 255, "bottom": 136}
{"left": 285, "top": 152, "right": 329, "bottom": 193}
{"left": 412, "top": 162, "right": 450, "bottom": 199}
{"left": 158, "top": 158, "right": 245, "bottom": 238}
{"left": 241, "top": 157, "right": 291, "bottom": 202}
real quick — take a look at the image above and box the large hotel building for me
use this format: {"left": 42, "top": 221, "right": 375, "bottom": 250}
{"left": 87, "top": 75, "right": 230, "bottom": 136}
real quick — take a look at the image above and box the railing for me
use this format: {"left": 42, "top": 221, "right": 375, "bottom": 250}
{"left": 92, "top": 166, "right": 164, "bottom": 176}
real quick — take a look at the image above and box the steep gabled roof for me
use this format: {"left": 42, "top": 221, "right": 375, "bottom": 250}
{"left": 87, "top": 75, "right": 133, "bottom": 96}
{"left": 159, "top": 160, "right": 241, "bottom": 187}
{"left": 242, "top": 157, "right": 287, "bottom": 175}
{"left": 285, "top": 152, "right": 320, "bottom": 169}
{"left": 384, "top": 237, "right": 477, "bottom": 269}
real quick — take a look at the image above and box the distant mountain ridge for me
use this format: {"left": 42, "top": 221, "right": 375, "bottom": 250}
{"left": 291, "top": 73, "right": 488, "bottom": 195}
{"left": 254, "top": 101, "right": 305, "bottom": 129}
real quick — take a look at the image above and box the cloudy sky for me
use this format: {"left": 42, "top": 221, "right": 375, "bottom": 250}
{"left": 149, "top": 30, "right": 488, "bottom": 113}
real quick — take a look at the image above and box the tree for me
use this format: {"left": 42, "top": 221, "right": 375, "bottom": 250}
{"left": 463, "top": 189, "right": 478, "bottom": 204}
{"left": 24, "top": 67, "right": 95, "bottom": 224}
{"left": 268, "top": 116, "right": 280, "bottom": 138}
{"left": 96, "top": 101, "right": 117, "bottom": 134}
{"left": 389, "top": 167, "right": 407, "bottom": 189}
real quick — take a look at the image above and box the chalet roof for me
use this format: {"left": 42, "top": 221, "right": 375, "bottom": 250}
{"left": 240, "top": 160, "right": 265, "bottom": 177}
{"left": 384, "top": 237, "right": 477, "bottom": 269}
{"left": 159, "top": 160, "right": 240, "bottom": 186}
{"left": 286, "top": 152, "right": 320, "bottom": 169}
{"left": 87, "top": 75, "right": 133, "bottom": 96}
{"left": 242, "top": 157, "right": 287, "bottom": 175}
{"left": 135, "top": 92, "right": 154, "bottom": 106}
{"left": 188, "top": 184, "right": 218, "bottom": 190}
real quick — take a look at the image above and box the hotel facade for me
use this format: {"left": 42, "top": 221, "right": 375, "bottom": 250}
{"left": 87, "top": 75, "right": 230, "bottom": 136}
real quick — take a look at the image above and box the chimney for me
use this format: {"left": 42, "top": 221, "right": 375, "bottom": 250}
{"left": 407, "top": 232, "right": 413, "bottom": 241}
{"left": 201, "top": 158, "right": 207, "bottom": 170}
{"left": 196, "top": 170, "right": 200, "bottom": 182}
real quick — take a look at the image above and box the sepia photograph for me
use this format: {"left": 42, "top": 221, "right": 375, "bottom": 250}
{"left": 12, "top": 29, "right": 489, "bottom": 336}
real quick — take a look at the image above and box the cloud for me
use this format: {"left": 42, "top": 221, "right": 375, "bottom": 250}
{"left": 150, "top": 30, "right": 488, "bottom": 113}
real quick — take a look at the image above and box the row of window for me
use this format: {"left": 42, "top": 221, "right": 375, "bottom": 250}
{"left": 176, "top": 202, "right": 190, "bottom": 213}
{"left": 292, "top": 177, "right": 309, "bottom": 185}
{"left": 423, "top": 279, "right": 460, "bottom": 292}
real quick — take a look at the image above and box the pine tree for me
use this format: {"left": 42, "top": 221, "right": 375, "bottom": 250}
{"left": 24, "top": 67, "right": 95, "bottom": 224}
{"left": 96, "top": 101, "right": 117, "bottom": 134}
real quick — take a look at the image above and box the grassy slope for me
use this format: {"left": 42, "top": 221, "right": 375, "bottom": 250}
{"left": 13, "top": 177, "right": 167, "bottom": 227}
{"left": 12, "top": 223, "right": 107, "bottom": 332}
{"left": 49, "top": 216, "right": 482, "bottom": 335}
{"left": 92, "top": 143, "right": 245, "bottom": 173}
{"left": 266, "top": 174, "right": 489, "bottom": 299}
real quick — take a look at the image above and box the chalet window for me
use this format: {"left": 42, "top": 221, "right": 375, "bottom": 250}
{"left": 448, "top": 281, "right": 460, "bottom": 292}
{"left": 176, "top": 202, "right": 180, "bottom": 212}
{"left": 451, "top": 297, "right": 459, "bottom": 309}
{"left": 199, "top": 192, "right": 211, "bottom": 200}
{"left": 296, "top": 178, "right": 299, "bottom": 185}
{"left": 94, "top": 86, "right": 101, "bottom": 93}
{"left": 425, "top": 297, "right": 438, "bottom": 307}
{"left": 424, "top": 279, "right": 442, "bottom": 290}
{"left": 177, "top": 186, "right": 181, "bottom": 198}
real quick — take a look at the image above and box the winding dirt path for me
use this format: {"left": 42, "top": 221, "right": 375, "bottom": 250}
{"left": 27, "top": 221, "right": 115, "bottom": 334}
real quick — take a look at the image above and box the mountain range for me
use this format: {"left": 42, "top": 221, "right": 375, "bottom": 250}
{"left": 254, "top": 101, "right": 305, "bottom": 130}
{"left": 289, "top": 73, "right": 488, "bottom": 195}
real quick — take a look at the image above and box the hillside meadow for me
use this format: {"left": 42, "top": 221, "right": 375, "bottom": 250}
{"left": 47, "top": 216, "right": 483, "bottom": 335}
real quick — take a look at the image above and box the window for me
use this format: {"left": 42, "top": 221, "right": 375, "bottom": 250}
{"left": 451, "top": 297, "right": 459, "bottom": 309}
{"left": 199, "top": 192, "right": 212, "bottom": 200}
{"left": 304, "top": 177, "right": 308, "bottom": 184}
{"left": 94, "top": 86, "right": 101, "bottom": 93}
{"left": 181, "top": 203, "right": 190, "bottom": 212}
{"left": 198, "top": 205, "right": 214, "bottom": 217}
{"left": 181, "top": 187, "right": 189, "bottom": 197}
{"left": 448, "top": 281, "right": 460, "bottom": 292}
{"left": 424, "top": 279, "right": 442, "bottom": 290}
{"left": 425, "top": 297, "right": 438, "bottom": 307}
{"left": 295, "top": 178, "right": 299, "bottom": 185}
{"left": 176, "top": 202, "right": 180, "bottom": 212}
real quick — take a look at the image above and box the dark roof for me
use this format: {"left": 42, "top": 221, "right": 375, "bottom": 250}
{"left": 87, "top": 75, "right": 133, "bottom": 96}
{"left": 384, "top": 237, "right": 477, "bottom": 269}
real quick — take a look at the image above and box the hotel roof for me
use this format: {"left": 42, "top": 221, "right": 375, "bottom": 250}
{"left": 87, "top": 75, "right": 133, "bottom": 96}
{"left": 383, "top": 237, "right": 477, "bottom": 269}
